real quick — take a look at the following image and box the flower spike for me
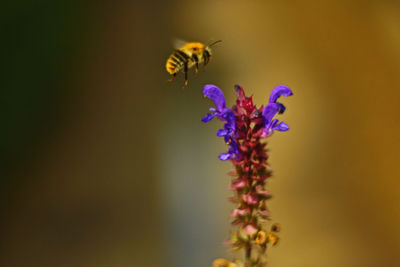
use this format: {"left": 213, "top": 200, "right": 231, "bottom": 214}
{"left": 202, "top": 84, "right": 292, "bottom": 266}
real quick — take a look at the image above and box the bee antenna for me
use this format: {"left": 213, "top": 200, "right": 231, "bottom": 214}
{"left": 208, "top": 40, "right": 222, "bottom": 47}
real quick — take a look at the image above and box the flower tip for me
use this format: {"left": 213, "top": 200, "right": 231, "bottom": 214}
{"left": 218, "top": 153, "right": 231, "bottom": 161}
{"left": 234, "top": 84, "right": 242, "bottom": 93}
{"left": 269, "top": 85, "right": 293, "bottom": 104}
{"left": 216, "top": 129, "right": 229, "bottom": 137}
{"left": 202, "top": 113, "right": 216, "bottom": 123}
{"left": 274, "top": 121, "right": 290, "bottom": 131}
{"left": 202, "top": 84, "right": 221, "bottom": 96}
{"left": 275, "top": 84, "right": 293, "bottom": 95}
{"left": 202, "top": 84, "right": 226, "bottom": 111}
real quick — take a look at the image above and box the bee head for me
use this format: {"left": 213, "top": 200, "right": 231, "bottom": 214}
{"left": 206, "top": 40, "right": 222, "bottom": 54}
{"left": 205, "top": 46, "right": 212, "bottom": 55}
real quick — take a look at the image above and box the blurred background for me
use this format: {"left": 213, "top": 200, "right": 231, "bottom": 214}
{"left": 1, "top": 0, "right": 400, "bottom": 266}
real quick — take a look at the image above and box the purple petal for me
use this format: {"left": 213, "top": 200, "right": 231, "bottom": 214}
{"left": 221, "top": 108, "right": 236, "bottom": 131}
{"left": 217, "top": 129, "right": 229, "bottom": 136}
{"left": 201, "top": 112, "right": 216, "bottom": 123}
{"left": 269, "top": 119, "right": 279, "bottom": 128}
{"left": 269, "top": 85, "right": 293, "bottom": 104}
{"left": 262, "top": 103, "right": 280, "bottom": 125}
{"left": 224, "top": 135, "right": 230, "bottom": 143}
{"left": 203, "top": 84, "right": 226, "bottom": 111}
{"left": 273, "top": 121, "right": 290, "bottom": 131}
{"left": 218, "top": 153, "right": 232, "bottom": 161}
{"left": 229, "top": 140, "right": 239, "bottom": 154}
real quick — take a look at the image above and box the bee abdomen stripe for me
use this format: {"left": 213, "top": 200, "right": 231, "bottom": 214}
{"left": 168, "top": 61, "right": 177, "bottom": 67}
{"left": 174, "top": 50, "right": 189, "bottom": 61}
{"left": 173, "top": 54, "right": 185, "bottom": 63}
{"left": 171, "top": 56, "right": 182, "bottom": 65}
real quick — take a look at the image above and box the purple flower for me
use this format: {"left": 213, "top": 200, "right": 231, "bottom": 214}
{"left": 202, "top": 85, "right": 239, "bottom": 160}
{"left": 262, "top": 85, "right": 293, "bottom": 137}
{"left": 218, "top": 137, "right": 239, "bottom": 161}
{"left": 202, "top": 85, "right": 235, "bottom": 131}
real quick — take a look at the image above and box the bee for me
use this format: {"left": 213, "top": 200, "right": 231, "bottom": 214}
{"left": 166, "top": 39, "right": 222, "bottom": 87}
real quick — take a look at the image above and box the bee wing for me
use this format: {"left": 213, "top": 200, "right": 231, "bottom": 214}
{"left": 172, "top": 38, "right": 187, "bottom": 49}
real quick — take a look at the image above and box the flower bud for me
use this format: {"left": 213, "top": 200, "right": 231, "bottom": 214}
{"left": 256, "top": 230, "right": 268, "bottom": 246}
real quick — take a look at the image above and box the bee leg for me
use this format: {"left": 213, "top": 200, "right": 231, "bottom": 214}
{"left": 167, "top": 73, "right": 177, "bottom": 82}
{"left": 203, "top": 50, "right": 210, "bottom": 70}
{"left": 192, "top": 54, "right": 199, "bottom": 76}
{"left": 183, "top": 61, "right": 188, "bottom": 87}
{"left": 203, "top": 54, "right": 208, "bottom": 70}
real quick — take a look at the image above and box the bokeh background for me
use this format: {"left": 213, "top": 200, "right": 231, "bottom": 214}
{"left": 1, "top": 0, "right": 400, "bottom": 266}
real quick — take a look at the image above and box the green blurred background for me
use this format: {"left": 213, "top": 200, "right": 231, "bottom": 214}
{"left": 1, "top": 0, "right": 400, "bottom": 266}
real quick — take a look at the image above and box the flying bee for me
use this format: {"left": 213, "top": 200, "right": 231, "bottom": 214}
{"left": 165, "top": 39, "right": 222, "bottom": 87}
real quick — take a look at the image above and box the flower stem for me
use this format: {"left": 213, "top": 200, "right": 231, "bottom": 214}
{"left": 245, "top": 244, "right": 253, "bottom": 267}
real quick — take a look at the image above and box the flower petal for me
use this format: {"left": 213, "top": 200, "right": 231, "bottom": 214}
{"left": 203, "top": 84, "right": 226, "bottom": 111}
{"left": 201, "top": 112, "right": 216, "bottom": 123}
{"left": 243, "top": 194, "right": 258, "bottom": 205}
{"left": 262, "top": 103, "right": 280, "bottom": 125}
{"left": 273, "top": 121, "right": 290, "bottom": 131}
{"left": 217, "top": 129, "right": 229, "bottom": 136}
{"left": 255, "top": 186, "right": 271, "bottom": 197}
{"left": 269, "top": 85, "right": 293, "bottom": 104}
{"left": 269, "top": 119, "right": 279, "bottom": 129}
{"left": 258, "top": 209, "right": 270, "bottom": 217}
{"left": 228, "top": 140, "right": 240, "bottom": 159}
{"left": 220, "top": 108, "right": 236, "bottom": 129}
{"left": 231, "top": 178, "right": 246, "bottom": 189}
{"left": 231, "top": 208, "right": 249, "bottom": 217}
{"left": 243, "top": 224, "right": 258, "bottom": 236}
{"left": 218, "top": 153, "right": 232, "bottom": 161}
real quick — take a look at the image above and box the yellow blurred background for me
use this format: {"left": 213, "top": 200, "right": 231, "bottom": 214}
{"left": 1, "top": 1, "right": 400, "bottom": 266}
